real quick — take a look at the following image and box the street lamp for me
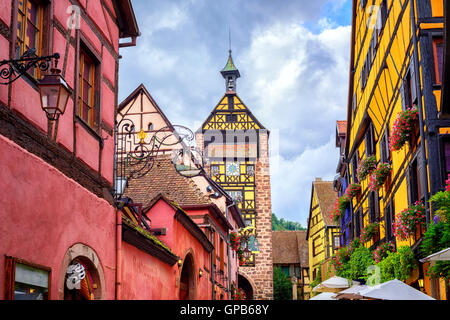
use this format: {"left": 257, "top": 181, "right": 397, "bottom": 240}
{"left": 39, "top": 67, "right": 70, "bottom": 121}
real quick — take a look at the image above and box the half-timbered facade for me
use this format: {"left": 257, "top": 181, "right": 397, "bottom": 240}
{"left": 340, "top": 0, "right": 448, "bottom": 299}
{"left": 306, "top": 178, "right": 339, "bottom": 290}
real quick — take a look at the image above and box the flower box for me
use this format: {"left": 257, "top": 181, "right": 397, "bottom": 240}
{"left": 373, "top": 242, "right": 396, "bottom": 264}
{"left": 346, "top": 183, "right": 361, "bottom": 199}
{"left": 393, "top": 202, "right": 426, "bottom": 240}
{"left": 389, "top": 106, "right": 419, "bottom": 152}
{"left": 357, "top": 156, "right": 377, "bottom": 181}
{"left": 360, "top": 222, "right": 380, "bottom": 244}
{"left": 368, "top": 163, "right": 391, "bottom": 191}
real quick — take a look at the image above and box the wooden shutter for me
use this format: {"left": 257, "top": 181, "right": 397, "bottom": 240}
{"left": 410, "top": 58, "right": 418, "bottom": 104}
{"left": 406, "top": 163, "right": 412, "bottom": 205}
{"left": 4, "top": 256, "right": 15, "bottom": 300}
{"left": 375, "top": 192, "right": 380, "bottom": 221}
{"left": 416, "top": 149, "right": 427, "bottom": 200}
{"left": 400, "top": 80, "right": 407, "bottom": 110}
{"left": 368, "top": 191, "right": 375, "bottom": 223}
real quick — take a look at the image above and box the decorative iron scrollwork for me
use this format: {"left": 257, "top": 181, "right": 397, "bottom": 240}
{"left": 114, "top": 118, "right": 202, "bottom": 200}
{"left": 0, "top": 49, "right": 60, "bottom": 85}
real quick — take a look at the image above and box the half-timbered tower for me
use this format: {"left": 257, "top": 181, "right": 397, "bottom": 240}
{"left": 197, "top": 51, "right": 273, "bottom": 300}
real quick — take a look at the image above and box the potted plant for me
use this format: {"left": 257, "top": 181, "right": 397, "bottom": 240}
{"left": 389, "top": 106, "right": 419, "bottom": 151}
{"left": 231, "top": 282, "right": 245, "bottom": 300}
{"left": 346, "top": 183, "right": 361, "bottom": 199}
{"left": 357, "top": 156, "right": 377, "bottom": 181}
{"left": 360, "top": 222, "right": 380, "bottom": 243}
{"left": 393, "top": 202, "right": 426, "bottom": 240}
{"left": 229, "top": 231, "right": 241, "bottom": 251}
{"left": 368, "top": 163, "right": 391, "bottom": 191}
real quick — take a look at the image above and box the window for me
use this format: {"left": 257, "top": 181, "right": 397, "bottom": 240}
{"left": 384, "top": 200, "right": 395, "bottom": 242}
{"left": 432, "top": 37, "right": 444, "bottom": 85}
{"left": 16, "top": 0, "right": 44, "bottom": 78}
{"left": 5, "top": 257, "right": 51, "bottom": 300}
{"left": 365, "top": 122, "right": 375, "bottom": 156}
{"left": 400, "top": 59, "right": 417, "bottom": 110}
{"left": 407, "top": 152, "right": 425, "bottom": 205}
{"left": 333, "top": 235, "right": 340, "bottom": 249}
{"left": 148, "top": 122, "right": 154, "bottom": 131}
{"left": 226, "top": 114, "right": 237, "bottom": 123}
{"left": 443, "top": 140, "right": 450, "bottom": 177}
{"left": 78, "top": 49, "right": 98, "bottom": 128}
{"left": 312, "top": 236, "right": 321, "bottom": 257}
{"left": 368, "top": 191, "right": 379, "bottom": 223}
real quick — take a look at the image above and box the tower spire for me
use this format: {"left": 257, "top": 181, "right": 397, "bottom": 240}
{"left": 221, "top": 30, "right": 240, "bottom": 93}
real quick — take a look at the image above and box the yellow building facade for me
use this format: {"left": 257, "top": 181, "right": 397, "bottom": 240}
{"left": 338, "top": 0, "right": 448, "bottom": 299}
{"left": 306, "top": 179, "right": 339, "bottom": 288}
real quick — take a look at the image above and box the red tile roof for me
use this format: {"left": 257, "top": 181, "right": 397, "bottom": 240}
{"left": 337, "top": 120, "right": 347, "bottom": 136}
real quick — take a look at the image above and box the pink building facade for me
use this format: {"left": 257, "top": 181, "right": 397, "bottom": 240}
{"left": 0, "top": 0, "right": 138, "bottom": 300}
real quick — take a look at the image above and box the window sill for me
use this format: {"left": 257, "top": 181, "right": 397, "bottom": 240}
{"left": 75, "top": 116, "right": 102, "bottom": 142}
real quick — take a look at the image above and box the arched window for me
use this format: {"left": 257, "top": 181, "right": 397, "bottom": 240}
{"left": 148, "top": 122, "right": 154, "bottom": 131}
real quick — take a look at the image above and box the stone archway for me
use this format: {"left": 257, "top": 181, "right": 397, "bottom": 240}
{"left": 238, "top": 273, "right": 255, "bottom": 300}
{"left": 179, "top": 252, "right": 196, "bottom": 300}
{"left": 58, "top": 243, "right": 106, "bottom": 300}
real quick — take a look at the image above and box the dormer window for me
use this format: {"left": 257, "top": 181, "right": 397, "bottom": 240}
{"left": 148, "top": 122, "right": 154, "bottom": 131}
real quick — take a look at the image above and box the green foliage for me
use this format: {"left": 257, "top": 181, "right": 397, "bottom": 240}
{"left": 272, "top": 213, "right": 306, "bottom": 231}
{"left": 420, "top": 189, "right": 450, "bottom": 279}
{"left": 377, "top": 246, "right": 416, "bottom": 282}
{"left": 273, "top": 266, "right": 293, "bottom": 300}
{"left": 343, "top": 246, "right": 374, "bottom": 281}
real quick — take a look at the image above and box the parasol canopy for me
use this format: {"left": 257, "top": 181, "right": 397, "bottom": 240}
{"left": 419, "top": 247, "right": 450, "bottom": 263}
{"left": 309, "top": 292, "right": 337, "bottom": 300}
{"left": 357, "top": 279, "right": 435, "bottom": 300}
{"left": 312, "top": 276, "right": 360, "bottom": 293}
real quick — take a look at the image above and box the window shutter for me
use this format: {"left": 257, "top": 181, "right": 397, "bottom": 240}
{"left": 400, "top": 80, "right": 406, "bottom": 110}
{"left": 5, "top": 256, "right": 15, "bottom": 300}
{"left": 416, "top": 150, "right": 427, "bottom": 200}
{"left": 384, "top": 125, "right": 390, "bottom": 161}
{"left": 406, "top": 164, "right": 412, "bottom": 205}
{"left": 375, "top": 192, "right": 380, "bottom": 221}
{"left": 410, "top": 58, "right": 418, "bottom": 104}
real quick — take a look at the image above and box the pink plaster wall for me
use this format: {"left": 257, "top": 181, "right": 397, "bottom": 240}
{"left": 0, "top": 135, "right": 116, "bottom": 300}
{"left": 120, "top": 242, "right": 175, "bottom": 300}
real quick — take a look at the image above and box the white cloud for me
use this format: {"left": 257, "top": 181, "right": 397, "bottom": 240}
{"left": 270, "top": 135, "right": 339, "bottom": 226}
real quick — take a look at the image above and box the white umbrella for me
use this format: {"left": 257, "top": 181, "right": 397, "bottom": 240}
{"left": 334, "top": 285, "right": 369, "bottom": 300}
{"left": 309, "top": 292, "right": 337, "bottom": 300}
{"left": 420, "top": 247, "right": 450, "bottom": 263}
{"left": 357, "top": 279, "right": 435, "bottom": 300}
{"left": 312, "top": 276, "right": 360, "bottom": 293}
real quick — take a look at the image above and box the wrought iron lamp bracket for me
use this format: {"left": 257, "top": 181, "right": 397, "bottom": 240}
{"left": 0, "top": 49, "right": 60, "bottom": 85}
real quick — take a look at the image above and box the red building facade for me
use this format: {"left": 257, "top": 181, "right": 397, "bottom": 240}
{"left": 0, "top": 0, "right": 139, "bottom": 300}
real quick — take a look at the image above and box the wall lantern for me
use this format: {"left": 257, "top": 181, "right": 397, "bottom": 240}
{"left": 418, "top": 279, "right": 424, "bottom": 291}
{"left": 0, "top": 50, "right": 70, "bottom": 122}
{"left": 199, "top": 268, "right": 203, "bottom": 278}
{"left": 243, "top": 247, "right": 252, "bottom": 260}
{"left": 178, "top": 259, "right": 183, "bottom": 267}
{"left": 39, "top": 67, "right": 70, "bottom": 121}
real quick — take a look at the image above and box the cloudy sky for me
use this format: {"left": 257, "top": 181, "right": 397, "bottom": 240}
{"left": 118, "top": 0, "right": 353, "bottom": 227}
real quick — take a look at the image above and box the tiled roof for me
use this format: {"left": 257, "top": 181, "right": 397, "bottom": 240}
{"left": 124, "top": 156, "right": 213, "bottom": 209}
{"left": 314, "top": 180, "right": 338, "bottom": 227}
{"left": 272, "top": 231, "right": 309, "bottom": 267}
{"left": 337, "top": 120, "right": 347, "bottom": 135}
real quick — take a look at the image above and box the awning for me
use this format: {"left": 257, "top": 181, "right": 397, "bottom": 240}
{"left": 419, "top": 247, "right": 450, "bottom": 263}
